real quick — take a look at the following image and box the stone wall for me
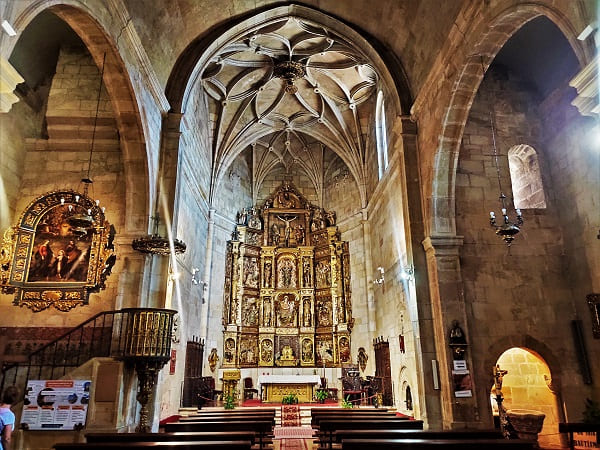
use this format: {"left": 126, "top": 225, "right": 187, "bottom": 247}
{"left": 457, "top": 66, "right": 596, "bottom": 425}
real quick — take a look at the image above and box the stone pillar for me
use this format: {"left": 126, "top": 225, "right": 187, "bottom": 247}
{"left": 422, "top": 235, "right": 481, "bottom": 428}
{"left": 361, "top": 209, "right": 376, "bottom": 338}
{"left": 0, "top": 57, "right": 23, "bottom": 113}
{"left": 200, "top": 208, "right": 216, "bottom": 341}
{"left": 114, "top": 234, "right": 149, "bottom": 309}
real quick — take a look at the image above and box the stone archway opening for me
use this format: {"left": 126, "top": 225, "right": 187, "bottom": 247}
{"left": 492, "top": 347, "right": 563, "bottom": 448}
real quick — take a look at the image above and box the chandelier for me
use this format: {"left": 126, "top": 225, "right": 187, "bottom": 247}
{"left": 488, "top": 109, "right": 523, "bottom": 247}
{"left": 131, "top": 214, "right": 186, "bottom": 256}
{"left": 273, "top": 60, "right": 306, "bottom": 94}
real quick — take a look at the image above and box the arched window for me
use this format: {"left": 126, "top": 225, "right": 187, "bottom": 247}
{"left": 405, "top": 385, "right": 413, "bottom": 410}
{"left": 508, "top": 144, "right": 546, "bottom": 209}
{"left": 376, "top": 91, "right": 389, "bottom": 179}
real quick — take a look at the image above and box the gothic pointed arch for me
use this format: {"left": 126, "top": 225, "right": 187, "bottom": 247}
{"left": 429, "top": 4, "right": 585, "bottom": 237}
{"left": 165, "top": 4, "right": 412, "bottom": 208}
{"left": 10, "top": 1, "right": 151, "bottom": 233}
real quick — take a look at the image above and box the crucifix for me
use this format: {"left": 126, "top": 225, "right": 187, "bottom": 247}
{"left": 276, "top": 214, "right": 297, "bottom": 247}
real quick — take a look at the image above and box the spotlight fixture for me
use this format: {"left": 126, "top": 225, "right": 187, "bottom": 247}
{"left": 400, "top": 265, "right": 414, "bottom": 281}
{"left": 1, "top": 20, "right": 16, "bottom": 37}
{"left": 373, "top": 266, "right": 385, "bottom": 284}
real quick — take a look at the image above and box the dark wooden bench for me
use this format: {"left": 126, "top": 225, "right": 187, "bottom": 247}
{"left": 54, "top": 441, "right": 253, "bottom": 449}
{"left": 85, "top": 431, "right": 255, "bottom": 445}
{"left": 318, "top": 418, "right": 424, "bottom": 448}
{"left": 312, "top": 412, "right": 398, "bottom": 428}
{"left": 341, "top": 438, "right": 534, "bottom": 449}
{"left": 319, "top": 429, "right": 502, "bottom": 449}
{"left": 179, "top": 414, "right": 275, "bottom": 425}
{"left": 559, "top": 422, "right": 600, "bottom": 450}
{"left": 164, "top": 420, "right": 273, "bottom": 448}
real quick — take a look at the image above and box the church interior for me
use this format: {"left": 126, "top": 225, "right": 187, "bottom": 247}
{"left": 0, "top": 1, "right": 598, "bottom": 449}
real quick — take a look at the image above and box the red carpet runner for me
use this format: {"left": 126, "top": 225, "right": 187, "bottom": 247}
{"left": 281, "top": 405, "right": 301, "bottom": 426}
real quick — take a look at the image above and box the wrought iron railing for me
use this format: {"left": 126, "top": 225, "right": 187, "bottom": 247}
{"left": 0, "top": 308, "right": 176, "bottom": 394}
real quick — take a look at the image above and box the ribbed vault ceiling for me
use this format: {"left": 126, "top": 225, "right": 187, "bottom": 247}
{"left": 201, "top": 17, "right": 380, "bottom": 204}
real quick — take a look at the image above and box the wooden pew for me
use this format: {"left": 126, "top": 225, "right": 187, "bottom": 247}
{"left": 341, "top": 438, "right": 534, "bottom": 449}
{"left": 179, "top": 414, "right": 275, "bottom": 425}
{"left": 164, "top": 420, "right": 273, "bottom": 449}
{"left": 54, "top": 441, "right": 253, "bottom": 449}
{"left": 318, "top": 418, "right": 424, "bottom": 448}
{"left": 559, "top": 422, "right": 600, "bottom": 450}
{"left": 85, "top": 431, "right": 255, "bottom": 445}
{"left": 313, "top": 413, "right": 399, "bottom": 428}
{"left": 320, "top": 429, "right": 502, "bottom": 450}
{"left": 311, "top": 409, "right": 392, "bottom": 425}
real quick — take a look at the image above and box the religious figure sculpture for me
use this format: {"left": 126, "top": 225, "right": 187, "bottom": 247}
{"left": 263, "top": 261, "right": 272, "bottom": 287}
{"left": 263, "top": 298, "right": 272, "bottom": 327}
{"left": 236, "top": 208, "right": 247, "bottom": 225}
{"left": 278, "top": 258, "right": 296, "bottom": 289}
{"left": 208, "top": 348, "right": 219, "bottom": 372}
{"left": 242, "top": 297, "right": 259, "bottom": 326}
{"left": 357, "top": 347, "right": 368, "bottom": 372}
{"left": 303, "top": 298, "right": 312, "bottom": 327}
{"left": 277, "top": 294, "right": 297, "bottom": 327}
{"left": 339, "top": 337, "right": 350, "bottom": 363}
{"left": 295, "top": 224, "right": 305, "bottom": 245}
{"left": 318, "top": 300, "right": 331, "bottom": 326}
{"left": 247, "top": 207, "right": 262, "bottom": 229}
{"left": 316, "top": 261, "right": 331, "bottom": 288}
{"left": 261, "top": 339, "right": 273, "bottom": 363}
{"left": 303, "top": 258, "right": 311, "bottom": 286}
{"left": 302, "top": 339, "right": 313, "bottom": 362}
{"left": 244, "top": 258, "right": 259, "bottom": 288}
{"left": 277, "top": 215, "right": 297, "bottom": 247}
{"left": 224, "top": 338, "right": 236, "bottom": 364}
{"left": 271, "top": 223, "right": 280, "bottom": 246}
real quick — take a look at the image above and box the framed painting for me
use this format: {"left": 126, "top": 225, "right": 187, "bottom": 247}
{"left": 0, "top": 190, "right": 115, "bottom": 311}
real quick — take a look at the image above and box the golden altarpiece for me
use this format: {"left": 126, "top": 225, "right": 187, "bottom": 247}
{"left": 222, "top": 183, "right": 353, "bottom": 376}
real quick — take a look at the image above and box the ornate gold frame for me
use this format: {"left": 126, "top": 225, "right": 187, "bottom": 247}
{"left": 0, "top": 190, "right": 115, "bottom": 312}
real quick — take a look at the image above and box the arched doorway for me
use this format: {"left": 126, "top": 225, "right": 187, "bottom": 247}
{"left": 493, "top": 347, "right": 563, "bottom": 448}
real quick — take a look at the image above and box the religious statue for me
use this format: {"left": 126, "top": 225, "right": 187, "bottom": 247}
{"left": 271, "top": 223, "right": 280, "bottom": 246}
{"left": 277, "top": 294, "right": 297, "bottom": 327}
{"left": 277, "top": 258, "right": 296, "bottom": 289}
{"left": 339, "top": 337, "right": 350, "bottom": 363}
{"left": 493, "top": 364, "right": 508, "bottom": 396}
{"left": 242, "top": 297, "right": 259, "bottom": 326}
{"left": 316, "top": 261, "right": 331, "bottom": 288}
{"left": 247, "top": 207, "right": 262, "bottom": 229}
{"left": 263, "top": 261, "right": 272, "bottom": 287}
{"left": 263, "top": 298, "right": 272, "bottom": 327}
{"left": 302, "top": 258, "right": 311, "bottom": 286}
{"left": 302, "top": 339, "right": 313, "bottom": 362}
{"left": 317, "top": 300, "right": 331, "bottom": 326}
{"left": 357, "top": 347, "right": 368, "bottom": 372}
{"left": 224, "top": 338, "right": 236, "bottom": 364}
{"left": 325, "top": 210, "right": 336, "bottom": 226}
{"left": 208, "top": 348, "right": 219, "bottom": 372}
{"left": 277, "top": 215, "right": 297, "bottom": 247}
{"left": 244, "top": 258, "right": 259, "bottom": 288}
{"left": 277, "top": 188, "right": 295, "bottom": 208}
{"left": 295, "top": 224, "right": 305, "bottom": 245}
{"left": 236, "top": 208, "right": 248, "bottom": 225}
{"left": 303, "top": 298, "right": 312, "bottom": 327}
{"left": 261, "top": 339, "right": 273, "bottom": 363}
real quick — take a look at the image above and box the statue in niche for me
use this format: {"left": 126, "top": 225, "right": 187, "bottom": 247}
{"left": 278, "top": 258, "right": 296, "bottom": 289}
{"left": 247, "top": 207, "right": 262, "bottom": 230}
{"left": 277, "top": 189, "right": 295, "bottom": 208}
{"left": 242, "top": 297, "right": 259, "bottom": 326}
{"left": 303, "top": 258, "right": 311, "bottom": 286}
{"left": 337, "top": 298, "right": 346, "bottom": 323}
{"left": 339, "top": 337, "right": 350, "bottom": 363}
{"left": 302, "top": 339, "right": 313, "bottom": 362}
{"left": 303, "top": 298, "right": 312, "bottom": 327}
{"left": 316, "top": 261, "right": 331, "bottom": 288}
{"left": 230, "top": 298, "right": 238, "bottom": 323}
{"left": 263, "top": 298, "right": 272, "bottom": 326}
{"left": 224, "top": 338, "right": 236, "bottom": 364}
{"left": 237, "top": 208, "right": 248, "bottom": 225}
{"left": 277, "top": 215, "right": 297, "bottom": 247}
{"left": 317, "top": 300, "right": 331, "bottom": 326}
{"left": 261, "top": 340, "right": 273, "bottom": 363}
{"left": 244, "top": 258, "right": 259, "bottom": 288}
{"left": 325, "top": 210, "right": 336, "bottom": 226}
{"left": 277, "top": 294, "right": 297, "bottom": 327}
{"left": 271, "top": 223, "right": 280, "bottom": 246}
{"left": 317, "top": 340, "right": 333, "bottom": 366}
{"left": 239, "top": 339, "right": 257, "bottom": 364}
{"left": 263, "top": 261, "right": 272, "bottom": 287}
{"left": 357, "top": 347, "right": 368, "bottom": 372}
{"left": 208, "top": 348, "right": 219, "bottom": 372}
{"left": 295, "top": 224, "right": 305, "bottom": 245}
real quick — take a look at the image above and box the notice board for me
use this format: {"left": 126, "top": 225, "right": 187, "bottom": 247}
{"left": 22, "top": 380, "right": 91, "bottom": 430}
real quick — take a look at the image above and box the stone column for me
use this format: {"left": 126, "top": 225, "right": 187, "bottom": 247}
{"left": 114, "top": 234, "right": 149, "bottom": 309}
{"left": 422, "top": 235, "right": 481, "bottom": 428}
{"left": 361, "top": 209, "right": 376, "bottom": 338}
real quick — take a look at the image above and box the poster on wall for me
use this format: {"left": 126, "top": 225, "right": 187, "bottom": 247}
{"left": 21, "top": 380, "right": 91, "bottom": 430}
{"left": 452, "top": 370, "right": 473, "bottom": 398}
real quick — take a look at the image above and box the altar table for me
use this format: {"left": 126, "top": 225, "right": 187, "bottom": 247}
{"left": 258, "top": 374, "right": 321, "bottom": 403}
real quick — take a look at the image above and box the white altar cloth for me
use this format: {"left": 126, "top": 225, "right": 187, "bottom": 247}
{"left": 257, "top": 374, "right": 321, "bottom": 389}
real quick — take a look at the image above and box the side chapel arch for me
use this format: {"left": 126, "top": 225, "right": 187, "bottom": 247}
{"left": 10, "top": 1, "right": 152, "bottom": 234}
{"left": 430, "top": 4, "right": 585, "bottom": 237}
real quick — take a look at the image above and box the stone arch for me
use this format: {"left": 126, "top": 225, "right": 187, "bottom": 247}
{"left": 165, "top": 3, "right": 412, "bottom": 206}
{"left": 430, "top": 4, "right": 585, "bottom": 236}
{"left": 484, "top": 334, "right": 563, "bottom": 396}
{"left": 10, "top": 1, "right": 150, "bottom": 234}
